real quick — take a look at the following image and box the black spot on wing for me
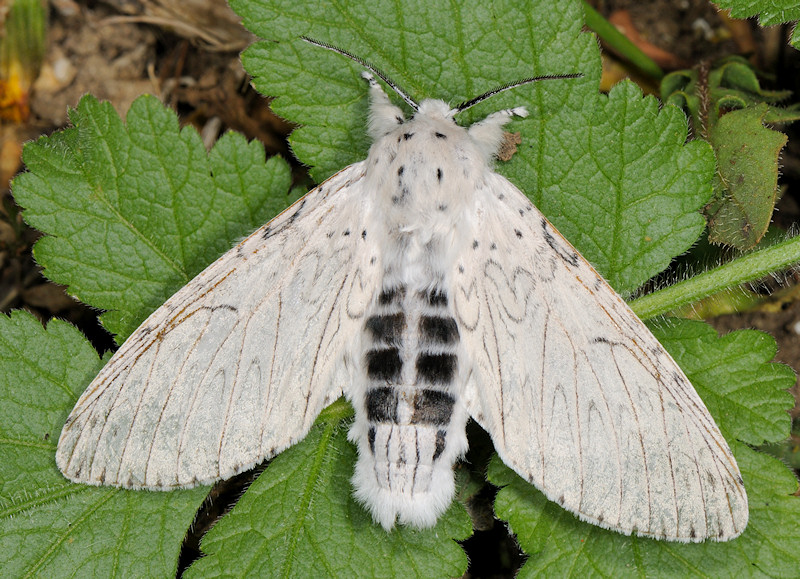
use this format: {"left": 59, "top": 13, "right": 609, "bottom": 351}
{"left": 416, "top": 353, "right": 457, "bottom": 385}
{"left": 434, "top": 132, "right": 447, "bottom": 139}
{"left": 541, "top": 218, "right": 580, "bottom": 267}
{"left": 411, "top": 389, "right": 455, "bottom": 425}
{"left": 403, "top": 132, "right": 415, "bottom": 140}
{"left": 514, "top": 229, "right": 522, "bottom": 239}
{"left": 436, "top": 168, "right": 443, "bottom": 182}
{"left": 419, "top": 316, "right": 459, "bottom": 345}
{"left": 366, "top": 387, "right": 399, "bottom": 422}
{"left": 366, "top": 348, "right": 402, "bottom": 381}
{"left": 263, "top": 196, "right": 307, "bottom": 239}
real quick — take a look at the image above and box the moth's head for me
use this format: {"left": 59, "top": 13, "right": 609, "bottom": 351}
{"left": 416, "top": 99, "right": 457, "bottom": 122}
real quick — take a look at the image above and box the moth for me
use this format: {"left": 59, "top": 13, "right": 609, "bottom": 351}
{"left": 56, "top": 38, "right": 748, "bottom": 542}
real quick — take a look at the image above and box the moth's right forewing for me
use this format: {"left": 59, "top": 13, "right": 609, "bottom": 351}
{"left": 57, "top": 163, "right": 379, "bottom": 490}
{"left": 457, "top": 173, "right": 747, "bottom": 542}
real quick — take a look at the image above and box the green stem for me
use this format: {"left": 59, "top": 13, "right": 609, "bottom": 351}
{"left": 581, "top": 0, "right": 664, "bottom": 80}
{"left": 631, "top": 234, "right": 800, "bottom": 319}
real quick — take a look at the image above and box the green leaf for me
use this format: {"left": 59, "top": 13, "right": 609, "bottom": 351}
{"left": 0, "top": 311, "right": 208, "bottom": 577}
{"left": 12, "top": 95, "right": 295, "bottom": 341}
{"left": 661, "top": 56, "right": 796, "bottom": 250}
{"left": 4, "top": 94, "right": 294, "bottom": 577}
{"left": 520, "top": 80, "right": 713, "bottom": 292}
{"left": 489, "top": 319, "right": 797, "bottom": 576}
{"left": 713, "top": 0, "right": 800, "bottom": 49}
{"left": 187, "top": 401, "right": 471, "bottom": 578}
{"left": 707, "top": 103, "right": 787, "bottom": 249}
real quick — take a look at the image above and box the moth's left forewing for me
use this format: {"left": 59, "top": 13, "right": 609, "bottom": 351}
{"left": 57, "top": 163, "right": 379, "bottom": 489}
{"left": 456, "top": 172, "right": 747, "bottom": 542}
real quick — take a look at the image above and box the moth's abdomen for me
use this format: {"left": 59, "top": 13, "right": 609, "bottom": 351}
{"left": 350, "top": 285, "right": 468, "bottom": 529}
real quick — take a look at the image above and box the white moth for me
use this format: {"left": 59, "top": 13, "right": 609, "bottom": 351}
{"left": 56, "top": 39, "right": 748, "bottom": 542}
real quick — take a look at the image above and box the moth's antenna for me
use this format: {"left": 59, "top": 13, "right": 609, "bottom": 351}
{"left": 456, "top": 74, "right": 583, "bottom": 112}
{"left": 301, "top": 36, "right": 419, "bottom": 111}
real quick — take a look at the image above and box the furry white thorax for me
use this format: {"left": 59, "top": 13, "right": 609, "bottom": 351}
{"left": 362, "top": 75, "right": 526, "bottom": 293}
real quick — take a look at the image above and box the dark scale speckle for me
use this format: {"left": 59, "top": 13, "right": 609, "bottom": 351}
{"left": 403, "top": 132, "right": 415, "bottom": 140}
{"left": 362, "top": 230, "right": 367, "bottom": 240}
{"left": 425, "top": 288, "right": 448, "bottom": 306}
{"left": 541, "top": 218, "right": 579, "bottom": 267}
{"left": 432, "top": 430, "right": 447, "bottom": 461}
{"left": 379, "top": 286, "right": 406, "bottom": 305}
{"left": 515, "top": 229, "right": 523, "bottom": 239}
{"left": 419, "top": 316, "right": 459, "bottom": 345}
{"left": 398, "top": 165, "right": 405, "bottom": 176}
{"left": 326, "top": 231, "right": 335, "bottom": 238}
{"left": 490, "top": 242, "right": 497, "bottom": 250}
{"left": 416, "top": 353, "right": 457, "bottom": 385}
{"left": 411, "top": 389, "right": 456, "bottom": 425}
{"left": 436, "top": 168, "right": 443, "bottom": 182}
{"left": 366, "top": 348, "right": 403, "bottom": 382}
{"left": 395, "top": 115, "right": 403, "bottom": 124}
{"left": 365, "top": 312, "right": 406, "bottom": 344}
{"left": 472, "top": 240, "right": 479, "bottom": 249}
{"left": 343, "top": 229, "right": 351, "bottom": 237}
{"left": 498, "top": 193, "right": 505, "bottom": 200}
{"left": 518, "top": 209, "right": 525, "bottom": 217}
{"left": 437, "top": 204, "right": 447, "bottom": 211}
{"left": 365, "top": 387, "right": 399, "bottom": 422}
{"left": 434, "top": 132, "right": 447, "bottom": 139}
